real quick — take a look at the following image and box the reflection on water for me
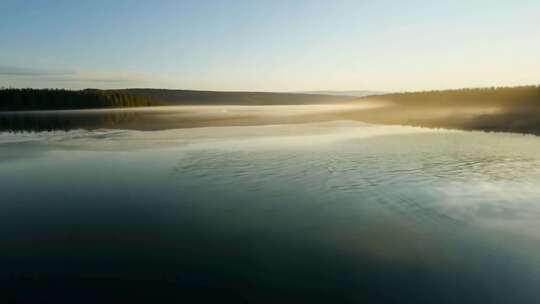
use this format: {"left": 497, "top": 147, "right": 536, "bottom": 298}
{"left": 0, "top": 104, "right": 385, "bottom": 132}
{"left": 1, "top": 121, "right": 540, "bottom": 303}
{"left": 0, "top": 110, "right": 141, "bottom": 132}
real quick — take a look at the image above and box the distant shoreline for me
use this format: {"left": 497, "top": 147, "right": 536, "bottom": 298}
{"left": 350, "top": 85, "right": 540, "bottom": 136}
{"left": 0, "top": 88, "right": 354, "bottom": 112}
{"left": 1, "top": 86, "right": 539, "bottom": 135}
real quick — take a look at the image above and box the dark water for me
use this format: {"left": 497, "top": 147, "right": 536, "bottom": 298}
{"left": 1, "top": 120, "right": 540, "bottom": 303}
{"left": 0, "top": 104, "right": 377, "bottom": 132}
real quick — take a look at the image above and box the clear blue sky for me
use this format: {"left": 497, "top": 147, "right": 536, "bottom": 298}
{"left": 1, "top": 0, "right": 539, "bottom": 91}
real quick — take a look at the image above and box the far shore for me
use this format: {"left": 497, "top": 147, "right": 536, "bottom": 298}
{"left": 1, "top": 86, "right": 539, "bottom": 135}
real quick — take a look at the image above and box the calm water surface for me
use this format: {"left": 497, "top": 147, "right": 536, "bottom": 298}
{"left": 1, "top": 119, "right": 540, "bottom": 303}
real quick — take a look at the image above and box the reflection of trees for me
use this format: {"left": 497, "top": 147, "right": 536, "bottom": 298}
{"left": 0, "top": 111, "right": 142, "bottom": 132}
{"left": 461, "top": 110, "right": 540, "bottom": 135}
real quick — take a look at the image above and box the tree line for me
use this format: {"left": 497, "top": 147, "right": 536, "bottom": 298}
{"left": 362, "top": 85, "right": 540, "bottom": 109}
{"left": 0, "top": 88, "right": 162, "bottom": 111}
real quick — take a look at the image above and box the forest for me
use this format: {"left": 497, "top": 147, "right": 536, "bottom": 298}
{"left": 0, "top": 88, "right": 160, "bottom": 111}
{"left": 0, "top": 88, "right": 352, "bottom": 111}
{"left": 361, "top": 85, "right": 540, "bottom": 109}
{"left": 343, "top": 85, "right": 540, "bottom": 135}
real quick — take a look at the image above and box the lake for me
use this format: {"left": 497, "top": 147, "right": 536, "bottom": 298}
{"left": 1, "top": 107, "right": 540, "bottom": 303}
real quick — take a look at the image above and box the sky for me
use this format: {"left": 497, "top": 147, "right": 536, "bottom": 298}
{"left": 1, "top": 0, "right": 539, "bottom": 92}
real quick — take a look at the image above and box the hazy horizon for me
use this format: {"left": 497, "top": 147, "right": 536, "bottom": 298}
{"left": 2, "top": 0, "right": 539, "bottom": 92}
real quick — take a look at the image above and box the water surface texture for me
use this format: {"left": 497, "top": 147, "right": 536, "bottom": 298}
{"left": 2, "top": 121, "right": 540, "bottom": 303}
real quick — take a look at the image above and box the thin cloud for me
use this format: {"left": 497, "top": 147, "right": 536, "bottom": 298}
{"left": 45, "top": 77, "right": 134, "bottom": 83}
{"left": 0, "top": 65, "right": 73, "bottom": 76}
{"left": 0, "top": 65, "right": 154, "bottom": 87}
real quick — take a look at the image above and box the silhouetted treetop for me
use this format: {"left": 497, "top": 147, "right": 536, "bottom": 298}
{"left": 0, "top": 88, "right": 160, "bottom": 111}
{"left": 362, "top": 85, "right": 540, "bottom": 109}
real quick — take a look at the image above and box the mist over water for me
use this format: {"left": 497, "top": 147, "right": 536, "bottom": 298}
{"left": 0, "top": 103, "right": 386, "bottom": 132}
{"left": 2, "top": 119, "right": 540, "bottom": 303}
